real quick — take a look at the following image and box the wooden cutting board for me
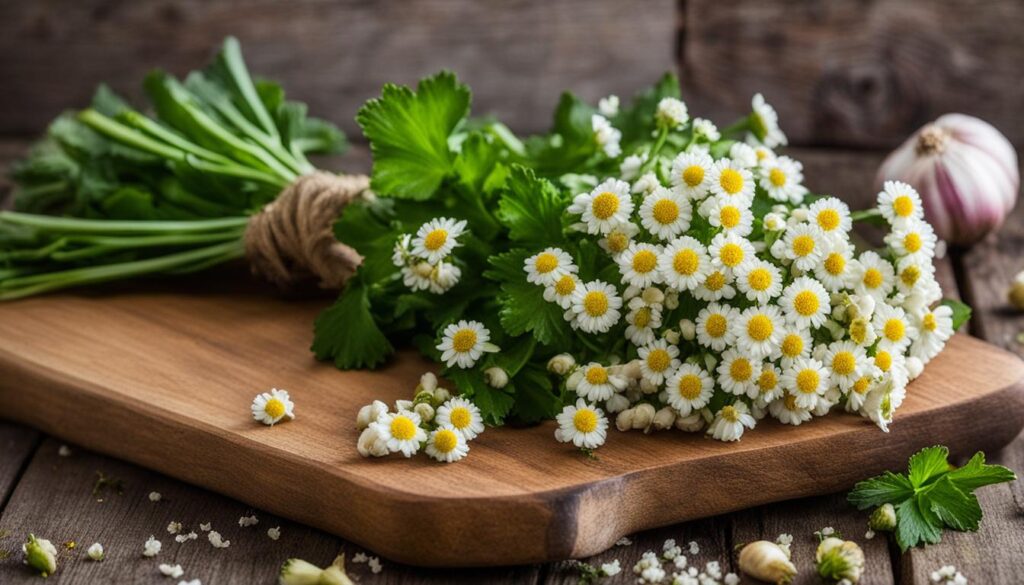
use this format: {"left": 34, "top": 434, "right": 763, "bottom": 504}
{"left": 0, "top": 276, "right": 1022, "bottom": 567}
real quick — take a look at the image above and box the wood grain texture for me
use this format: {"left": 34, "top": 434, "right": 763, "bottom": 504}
{"left": 0, "top": 0, "right": 676, "bottom": 137}
{"left": 0, "top": 280, "right": 1021, "bottom": 567}
{"left": 680, "top": 0, "right": 1024, "bottom": 148}
{"left": 0, "top": 423, "right": 39, "bottom": 509}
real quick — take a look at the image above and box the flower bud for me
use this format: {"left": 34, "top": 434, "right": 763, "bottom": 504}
{"left": 280, "top": 555, "right": 355, "bottom": 585}
{"left": 675, "top": 412, "right": 705, "bottom": 432}
{"left": 642, "top": 287, "right": 665, "bottom": 305}
{"left": 738, "top": 540, "right": 796, "bottom": 585}
{"left": 605, "top": 393, "right": 630, "bottom": 413}
{"left": 869, "top": 503, "right": 897, "bottom": 532}
{"left": 413, "top": 390, "right": 435, "bottom": 405}
{"left": 615, "top": 408, "right": 635, "bottom": 432}
{"left": 906, "top": 356, "right": 924, "bottom": 380}
{"left": 639, "top": 379, "right": 659, "bottom": 395}
{"left": 631, "top": 403, "right": 656, "bottom": 431}
{"left": 23, "top": 534, "right": 58, "bottom": 577}
{"left": 413, "top": 261, "right": 433, "bottom": 278}
{"left": 663, "top": 329, "right": 680, "bottom": 344}
{"left": 610, "top": 359, "right": 642, "bottom": 380}
{"left": 1010, "top": 271, "right": 1024, "bottom": 310}
{"left": 816, "top": 537, "right": 865, "bottom": 583}
{"left": 413, "top": 402, "right": 435, "bottom": 423}
{"left": 548, "top": 353, "right": 577, "bottom": 376}
{"left": 763, "top": 213, "right": 785, "bottom": 231}
{"left": 87, "top": 542, "right": 104, "bottom": 561}
{"left": 566, "top": 369, "right": 584, "bottom": 392}
{"left": 433, "top": 387, "right": 452, "bottom": 404}
{"left": 679, "top": 319, "right": 696, "bottom": 341}
{"left": 417, "top": 372, "right": 438, "bottom": 393}
{"left": 664, "top": 290, "right": 680, "bottom": 309}
{"left": 357, "top": 426, "right": 389, "bottom": 458}
{"left": 652, "top": 407, "right": 676, "bottom": 431}
{"left": 395, "top": 399, "right": 414, "bottom": 412}
{"left": 484, "top": 367, "right": 509, "bottom": 389}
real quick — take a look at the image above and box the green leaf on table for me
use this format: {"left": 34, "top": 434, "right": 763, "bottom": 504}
{"left": 486, "top": 249, "right": 572, "bottom": 348}
{"left": 941, "top": 298, "right": 972, "bottom": 331}
{"left": 847, "top": 471, "right": 915, "bottom": 509}
{"left": 924, "top": 475, "right": 982, "bottom": 532}
{"left": 895, "top": 498, "right": 943, "bottom": 551}
{"left": 496, "top": 166, "right": 567, "bottom": 246}
{"left": 947, "top": 451, "right": 1018, "bottom": 491}
{"left": 357, "top": 71, "right": 471, "bottom": 199}
{"left": 311, "top": 277, "right": 393, "bottom": 370}
{"left": 908, "top": 445, "right": 952, "bottom": 487}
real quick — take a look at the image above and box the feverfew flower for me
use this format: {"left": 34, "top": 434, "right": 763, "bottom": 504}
{"left": 372, "top": 411, "right": 428, "bottom": 457}
{"left": 709, "top": 232, "right": 756, "bottom": 276}
{"left": 425, "top": 425, "right": 470, "bottom": 463}
{"left": 696, "top": 303, "right": 737, "bottom": 352}
{"left": 770, "top": 393, "right": 814, "bottom": 426}
{"left": 750, "top": 93, "right": 787, "bottom": 147}
{"left": 638, "top": 339, "right": 681, "bottom": 385}
{"left": 570, "top": 280, "right": 623, "bottom": 333}
{"left": 729, "top": 142, "right": 758, "bottom": 168}
{"left": 815, "top": 239, "right": 856, "bottom": 292}
{"left": 853, "top": 251, "right": 896, "bottom": 301}
{"left": 735, "top": 259, "right": 783, "bottom": 304}
{"left": 544, "top": 273, "right": 581, "bottom": 309}
{"left": 435, "top": 397, "right": 485, "bottom": 439}
{"left": 625, "top": 297, "right": 663, "bottom": 346}
{"left": 87, "top": 542, "right": 104, "bottom": 561}
{"left": 878, "top": 180, "right": 924, "bottom": 226}
{"left": 437, "top": 320, "right": 497, "bottom": 368}
{"left": 705, "top": 197, "right": 754, "bottom": 237}
{"left": 143, "top": 535, "right": 162, "bottom": 557}
{"left": 525, "top": 247, "right": 576, "bottom": 286}
{"left": 808, "top": 196, "right": 852, "bottom": 236}
{"left": 598, "top": 95, "right": 620, "bottom": 117}
{"left": 823, "top": 340, "right": 868, "bottom": 391}
{"left": 656, "top": 97, "right": 689, "bottom": 128}
{"left": 693, "top": 268, "right": 736, "bottom": 302}
{"left": 781, "top": 357, "right": 830, "bottom": 409}
{"left": 776, "top": 326, "right": 812, "bottom": 367}
{"left": 733, "top": 305, "right": 784, "bottom": 360}
{"left": 717, "top": 348, "right": 761, "bottom": 397}
{"left": 886, "top": 218, "right": 938, "bottom": 261}
{"left": 659, "top": 236, "right": 711, "bottom": 291}
{"left": 911, "top": 304, "right": 954, "bottom": 363}
{"left": 780, "top": 276, "right": 831, "bottom": 329}
{"left": 775, "top": 223, "right": 825, "bottom": 271}
{"left": 692, "top": 117, "right": 720, "bottom": 141}
{"left": 873, "top": 303, "right": 917, "bottom": 353}
{"left": 576, "top": 363, "right": 628, "bottom": 402}
{"left": 598, "top": 222, "right": 640, "bottom": 257}
{"left": 708, "top": 402, "right": 756, "bottom": 442}
{"left": 592, "top": 114, "right": 622, "bottom": 157}
{"left": 555, "top": 399, "right": 609, "bottom": 449}
{"left": 665, "top": 363, "right": 714, "bottom": 415}
{"left": 411, "top": 217, "right": 467, "bottom": 264}
{"left": 208, "top": 531, "right": 230, "bottom": 549}
{"left": 755, "top": 363, "right": 784, "bottom": 403}
{"left": 708, "top": 159, "right": 755, "bottom": 202}
{"left": 569, "top": 179, "right": 634, "bottom": 234}
{"left": 251, "top": 388, "right": 295, "bottom": 426}
{"left": 639, "top": 187, "right": 692, "bottom": 240}
{"left": 617, "top": 242, "right": 664, "bottom": 288}
{"left": 670, "top": 151, "right": 714, "bottom": 199}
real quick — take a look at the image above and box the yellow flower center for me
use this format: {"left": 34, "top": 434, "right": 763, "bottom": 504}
{"left": 705, "top": 314, "right": 728, "bottom": 338}
{"left": 817, "top": 209, "right": 841, "bottom": 231}
{"left": 719, "top": 168, "right": 744, "bottom": 194}
{"left": 863, "top": 268, "right": 884, "bottom": 289}
{"left": 432, "top": 429, "right": 459, "bottom": 453}
{"left": 585, "top": 366, "right": 609, "bottom": 385}
{"left": 647, "top": 348, "right": 671, "bottom": 372}
{"left": 606, "top": 231, "right": 629, "bottom": 254}
{"left": 747, "top": 267, "right": 772, "bottom": 291}
{"left": 719, "top": 243, "right": 744, "bottom": 267}
{"left": 784, "top": 394, "right": 799, "bottom": 410}
{"left": 720, "top": 206, "right": 741, "bottom": 228}
{"left": 673, "top": 249, "right": 700, "bottom": 275}
{"left": 653, "top": 199, "right": 680, "bottom": 224}
{"left": 824, "top": 252, "right": 846, "bottom": 276}
{"left": 721, "top": 405, "right": 740, "bottom": 422}
{"left": 390, "top": 416, "right": 418, "bottom": 441}
{"left": 757, "top": 369, "right": 778, "bottom": 393}
{"left": 884, "top": 318, "right": 905, "bottom": 342}
{"left": 584, "top": 291, "right": 609, "bottom": 316}
{"left": 832, "top": 351, "right": 856, "bottom": 376}
{"left": 781, "top": 333, "right": 804, "bottom": 358}
{"left": 769, "top": 168, "right": 787, "bottom": 187}
{"left": 591, "top": 192, "right": 620, "bottom": 220}
{"left": 573, "top": 409, "right": 598, "bottom": 433}
{"left": 424, "top": 229, "right": 448, "bottom": 251}
{"left": 904, "top": 232, "right": 923, "bottom": 253}
{"left": 756, "top": 149, "right": 769, "bottom": 161}
{"left": 875, "top": 350, "right": 893, "bottom": 372}
{"left": 893, "top": 195, "right": 914, "bottom": 217}
{"left": 632, "top": 250, "right": 658, "bottom": 274}
{"left": 730, "top": 358, "right": 753, "bottom": 382}
{"left": 901, "top": 265, "right": 921, "bottom": 287}
{"left": 683, "top": 165, "right": 705, "bottom": 187}
{"left": 853, "top": 376, "right": 872, "bottom": 395}
{"left": 793, "top": 290, "right": 820, "bottom": 316}
{"left": 554, "top": 275, "right": 576, "bottom": 296}
{"left": 791, "top": 235, "right": 816, "bottom": 257}
{"left": 796, "top": 369, "right": 820, "bottom": 394}
{"left": 923, "top": 312, "right": 937, "bottom": 332}
{"left": 534, "top": 252, "right": 558, "bottom": 274}
{"left": 705, "top": 271, "right": 726, "bottom": 291}
{"left": 449, "top": 407, "right": 472, "bottom": 429}
{"left": 264, "top": 398, "right": 286, "bottom": 419}
{"left": 678, "top": 374, "right": 704, "bottom": 400}
{"left": 452, "top": 329, "right": 478, "bottom": 353}
{"left": 634, "top": 307, "right": 652, "bottom": 328}
{"left": 849, "top": 317, "right": 870, "bottom": 344}
{"left": 747, "top": 314, "right": 774, "bottom": 342}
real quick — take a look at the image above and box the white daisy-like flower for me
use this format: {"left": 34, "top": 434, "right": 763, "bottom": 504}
{"left": 437, "top": 320, "right": 497, "bottom": 368}
{"left": 708, "top": 159, "right": 755, "bottom": 202}
{"left": 717, "top": 348, "right": 762, "bottom": 397}
{"left": 656, "top": 97, "right": 689, "bottom": 128}
{"left": 435, "top": 397, "right": 485, "bottom": 440}
{"left": 877, "top": 181, "right": 924, "bottom": 226}
{"left": 886, "top": 218, "right": 937, "bottom": 261}
{"left": 391, "top": 233, "right": 412, "bottom": 267}
{"left": 524, "top": 247, "right": 576, "bottom": 286}
{"left": 251, "top": 388, "right": 295, "bottom": 426}
{"left": 845, "top": 373, "right": 878, "bottom": 411}
{"left": 709, "top": 232, "right": 756, "bottom": 276}
{"left": 729, "top": 142, "right": 758, "bottom": 169}
{"left": 693, "top": 268, "right": 737, "bottom": 302}
{"left": 750, "top": 93, "right": 788, "bottom": 147}
{"left": 632, "top": 172, "right": 662, "bottom": 196}
{"left": 894, "top": 255, "right": 936, "bottom": 297}
{"left": 427, "top": 261, "right": 461, "bottom": 294}
{"left": 372, "top": 410, "right": 427, "bottom": 457}
{"left": 852, "top": 251, "right": 896, "bottom": 302}
{"left": 775, "top": 326, "right": 812, "bottom": 367}
{"left": 617, "top": 242, "right": 664, "bottom": 288}
{"left": 750, "top": 142, "right": 777, "bottom": 167}
{"left": 696, "top": 303, "right": 738, "bottom": 352}
{"left": 873, "top": 303, "right": 918, "bottom": 352}
{"left": 759, "top": 155, "right": 806, "bottom": 203}
{"left": 873, "top": 348, "right": 909, "bottom": 392}
{"left": 576, "top": 363, "right": 628, "bottom": 402}
{"left": 619, "top": 153, "right": 646, "bottom": 181}
{"left": 664, "top": 364, "right": 714, "bottom": 415}
{"left": 543, "top": 273, "right": 581, "bottom": 309}
{"left": 733, "top": 306, "right": 784, "bottom": 360}
{"left": 555, "top": 399, "right": 609, "bottom": 449}
{"left": 639, "top": 187, "right": 692, "bottom": 240}
{"left": 425, "top": 425, "right": 469, "bottom": 463}
{"left": 777, "top": 223, "right": 825, "bottom": 271}
{"left": 669, "top": 151, "right": 714, "bottom": 199}
{"left": 735, "top": 259, "right": 783, "bottom": 304}
{"left": 781, "top": 357, "right": 831, "bottom": 409}
{"left": 625, "top": 297, "right": 663, "bottom": 346}
{"left": 814, "top": 239, "right": 856, "bottom": 292}
{"left": 824, "top": 340, "right": 868, "bottom": 391}
{"left": 706, "top": 198, "right": 754, "bottom": 236}
{"left": 755, "top": 363, "right": 784, "bottom": 402}
{"left": 411, "top": 217, "right": 467, "bottom": 264}
{"left": 779, "top": 276, "right": 831, "bottom": 329}
{"left": 570, "top": 280, "right": 623, "bottom": 333}
{"left": 143, "top": 536, "right": 162, "bottom": 557}
{"left": 597, "top": 222, "right": 640, "bottom": 257}
{"left": 402, "top": 261, "right": 434, "bottom": 292}
{"left": 638, "top": 339, "right": 681, "bottom": 386}
{"left": 769, "top": 393, "right": 814, "bottom": 426}
{"left": 568, "top": 179, "right": 633, "bottom": 234}
{"left": 658, "top": 236, "right": 711, "bottom": 290}
{"left": 707, "top": 402, "right": 757, "bottom": 442}
{"left": 763, "top": 212, "right": 786, "bottom": 232}
{"left": 598, "top": 95, "right": 620, "bottom": 117}
{"left": 692, "top": 117, "right": 720, "bottom": 141}
{"left": 808, "top": 197, "right": 852, "bottom": 236}
{"left": 910, "top": 305, "right": 954, "bottom": 363}
{"left": 592, "top": 114, "right": 622, "bottom": 157}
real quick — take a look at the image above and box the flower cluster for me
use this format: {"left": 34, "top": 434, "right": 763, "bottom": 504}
{"left": 392, "top": 217, "right": 466, "bottom": 294}
{"left": 520, "top": 95, "right": 955, "bottom": 448}
{"left": 355, "top": 372, "right": 485, "bottom": 462}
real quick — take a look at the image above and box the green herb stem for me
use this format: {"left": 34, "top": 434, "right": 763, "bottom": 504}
{"left": 0, "top": 212, "right": 250, "bottom": 235}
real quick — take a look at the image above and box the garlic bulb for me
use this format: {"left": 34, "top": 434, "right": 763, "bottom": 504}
{"left": 876, "top": 114, "right": 1019, "bottom": 245}
{"left": 738, "top": 540, "right": 797, "bottom": 584}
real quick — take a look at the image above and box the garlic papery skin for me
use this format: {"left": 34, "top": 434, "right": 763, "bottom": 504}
{"left": 738, "top": 540, "right": 797, "bottom": 584}
{"left": 876, "top": 113, "right": 1019, "bottom": 246}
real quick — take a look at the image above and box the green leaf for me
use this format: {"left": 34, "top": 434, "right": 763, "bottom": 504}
{"left": 527, "top": 92, "right": 598, "bottom": 175}
{"left": 496, "top": 166, "right": 567, "bottom": 246}
{"left": 508, "top": 363, "right": 562, "bottom": 424}
{"left": 941, "top": 298, "right": 972, "bottom": 331}
{"left": 452, "top": 131, "right": 503, "bottom": 195}
{"left": 486, "top": 249, "right": 572, "bottom": 348}
{"left": 947, "top": 451, "right": 1017, "bottom": 491}
{"left": 333, "top": 199, "right": 400, "bottom": 285}
{"left": 357, "top": 71, "right": 470, "bottom": 199}
{"left": 908, "top": 445, "right": 952, "bottom": 487}
{"left": 489, "top": 336, "right": 537, "bottom": 378}
{"left": 895, "top": 498, "right": 943, "bottom": 551}
{"left": 446, "top": 368, "right": 514, "bottom": 425}
{"left": 925, "top": 475, "right": 983, "bottom": 532}
{"left": 847, "top": 471, "right": 915, "bottom": 509}
{"left": 311, "top": 277, "right": 393, "bottom": 369}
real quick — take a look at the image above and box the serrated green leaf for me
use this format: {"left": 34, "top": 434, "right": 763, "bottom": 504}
{"left": 311, "top": 277, "right": 393, "bottom": 370}
{"left": 908, "top": 446, "right": 952, "bottom": 487}
{"left": 508, "top": 363, "right": 562, "bottom": 424}
{"left": 488, "top": 336, "right": 536, "bottom": 378}
{"left": 333, "top": 199, "right": 399, "bottom": 285}
{"left": 527, "top": 92, "right": 598, "bottom": 176}
{"left": 452, "top": 131, "right": 503, "bottom": 195}
{"left": 925, "top": 475, "right": 982, "bottom": 532}
{"left": 496, "top": 166, "right": 567, "bottom": 246}
{"left": 895, "top": 498, "right": 943, "bottom": 551}
{"left": 847, "top": 471, "right": 915, "bottom": 509}
{"left": 486, "top": 249, "right": 572, "bottom": 348}
{"left": 357, "top": 71, "right": 470, "bottom": 199}
{"left": 947, "top": 451, "right": 1017, "bottom": 491}
{"left": 941, "top": 298, "right": 972, "bottom": 331}
{"left": 446, "top": 368, "right": 514, "bottom": 425}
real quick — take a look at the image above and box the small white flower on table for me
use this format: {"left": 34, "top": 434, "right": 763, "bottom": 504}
{"left": 251, "top": 388, "right": 295, "bottom": 426}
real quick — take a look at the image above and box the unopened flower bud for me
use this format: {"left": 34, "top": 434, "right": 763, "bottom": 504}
{"left": 816, "top": 537, "right": 864, "bottom": 583}
{"left": 791, "top": 208, "right": 809, "bottom": 222}
{"left": 738, "top": 540, "right": 796, "bottom": 585}
{"left": 357, "top": 426, "right": 389, "bottom": 458}
{"left": 395, "top": 399, "right": 414, "bottom": 412}
{"left": 605, "top": 394, "right": 630, "bottom": 413}
{"left": 610, "top": 359, "right": 642, "bottom": 380}
{"left": 642, "top": 287, "right": 665, "bottom": 305}
{"left": 418, "top": 372, "right": 438, "bottom": 393}
{"left": 413, "top": 402, "right": 435, "bottom": 423}
{"left": 664, "top": 290, "right": 680, "bottom": 310}
{"left": 675, "top": 412, "right": 705, "bottom": 432}
{"left": 639, "top": 379, "right": 659, "bottom": 395}
{"left": 548, "top": 353, "right": 577, "bottom": 376}
{"left": 413, "top": 261, "right": 433, "bottom": 278}
{"left": 664, "top": 329, "right": 680, "bottom": 344}
{"left": 566, "top": 369, "right": 584, "bottom": 392}
{"left": 615, "top": 408, "right": 636, "bottom": 432}
{"left": 679, "top": 319, "right": 696, "bottom": 341}
{"left": 86, "top": 542, "right": 104, "bottom": 561}
{"left": 484, "top": 367, "right": 509, "bottom": 389}
{"left": 906, "top": 356, "right": 924, "bottom": 380}
{"left": 869, "top": 503, "right": 897, "bottom": 532}
{"left": 22, "top": 534, "right": 57, "bottom": 577}
{"left": 632, "top": 403, "right": 656, "bottom": 430}
{"left": 652, "top": 407, "right": 676, "bottom": 431}
{"left": 433, "top": 387, "right": 452, "bottom": 404}
{"left": 356, "top": 400, "right": 388, "bottom": 430}
{"left": 413, "top": 390, "right": 434, "bottom": 405}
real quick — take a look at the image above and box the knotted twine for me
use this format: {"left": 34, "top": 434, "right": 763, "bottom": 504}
{"left": 244, "top": 171, "right": 371, "bottom": 290}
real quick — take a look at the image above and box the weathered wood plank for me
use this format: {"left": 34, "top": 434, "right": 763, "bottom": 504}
{"left": 0, "top": 424, "right": 40, "bottom": 510}
{"left": 681, "top": 0, "right": 1024, "bottom": 148}
{"left": 0, "top": 0, "right": 677, "bottom": 137}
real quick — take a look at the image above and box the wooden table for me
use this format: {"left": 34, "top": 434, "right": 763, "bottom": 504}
{"left": 0, "top": 142, "right": 1021, "bottom": 584}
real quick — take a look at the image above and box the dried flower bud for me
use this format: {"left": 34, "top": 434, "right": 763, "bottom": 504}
{"left": 484, "top": 367, "right": 509, "bottom": 389}
{"left": 639, "top": 378, "right": 659, "bottom": 395}
{"left": 413, "top": 402, "right": 435, "bottom": 423}
{"left": 674, "top": 412, "right": 705, "bottom": 432}
{"left": 738, "top": 540, "right": 796, "bottom": 585}
{"left": 816, "top": 537, "right": 864, "bottom": 583}
{"left": 679, "top": 319, "right": 696, "bottom": 341}
{"left": 605, "top": 393, "right": 630, "bottom": 414}
{"left": 413, "top": 261, "right": 433, "bottom": 278}
{"left": 86, "top": 542, "right": 104, "bottom": 562}
{"left": 356, "top": 401, "right": 388, "bottom": 430}
{"left": 615, "top": 408, "right": 636, "bottom": 432}
{"left": 664, "top": 290, "right": 680, "bottom": 309}
{"left": 357, "top": 426, "right": 389, "bottom": 458}
{"left": 869, "top": 503, "right": 897, "bottom": 532}
{"left": 23, "top": 534, "right": 58, "bottom": 577}
{"left": 417, "top": 372, "right": 438, "bottom": 393}
{"left": 548, "top": 354, "right": 577, "bottom": 376}
{"left": 433, "top": 387, "right": 452, "bottom": 404}
{"left": 663, "top": 328, "right": 681, "bottom": 344}
{"left": 652, "top": 407, "right": 676, "bottom": 431}
{"left": 632, "top": 403, "right": 656, "bottom": 431}
{"left": 609, "top": 359, "right": 643, "bottom": 380}
{"left": 642, "top": 287, "right": 665, "bottom": 305}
